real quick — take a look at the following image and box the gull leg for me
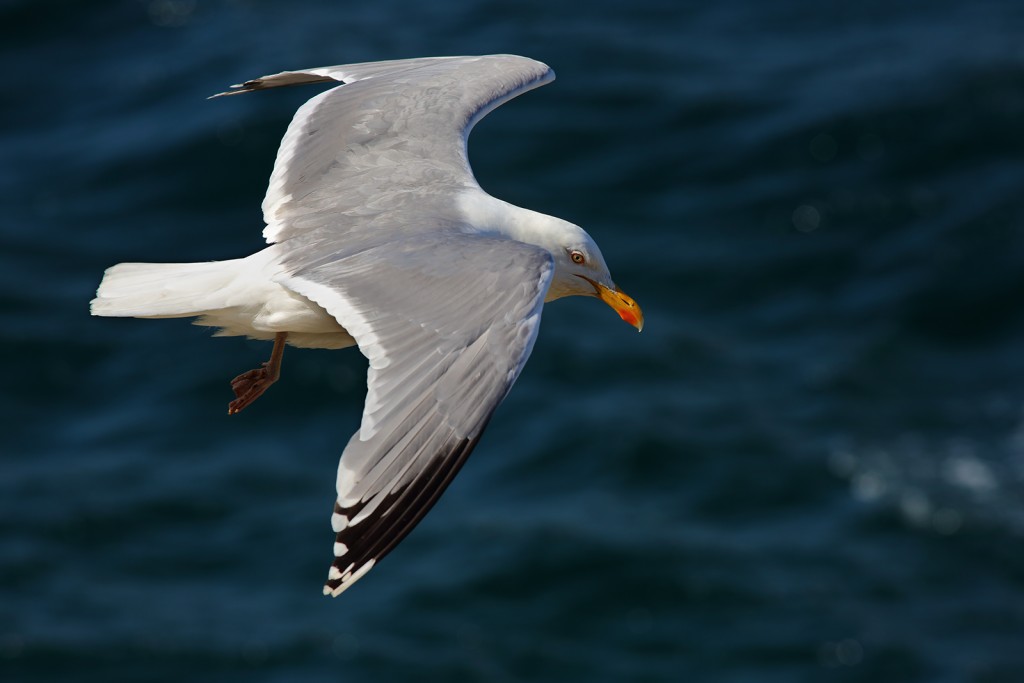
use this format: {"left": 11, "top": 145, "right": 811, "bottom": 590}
{"left": 228, "top": 332, "right": 288, "bottom": 415}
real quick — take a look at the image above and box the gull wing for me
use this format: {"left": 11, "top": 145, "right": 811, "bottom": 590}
{"left": 212, "top": 55, "right": 554, "bottom": 244}
{"left": 277, "top": 233, "right": 554, "bottom": 596}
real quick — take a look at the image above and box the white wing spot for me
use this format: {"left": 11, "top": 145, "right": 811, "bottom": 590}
{"left": 331, "top": 512, "right": 349, "bottom": 532}
{"left": 328, "top": 566, "right": 342, "bottom": 580}
{"left": 324, "top": 559, "right": 376, "bottom": 597}
{"left": 334, "top": 542, "right": 349, "bottom": 556}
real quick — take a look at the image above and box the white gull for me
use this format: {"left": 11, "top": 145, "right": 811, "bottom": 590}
{"left": 91, "top": 55, "right": 643, "bottom": 596}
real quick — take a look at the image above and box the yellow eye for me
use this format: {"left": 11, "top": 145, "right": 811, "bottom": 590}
{"left": 569, "top": 250, "right": 586, "bottom": 264}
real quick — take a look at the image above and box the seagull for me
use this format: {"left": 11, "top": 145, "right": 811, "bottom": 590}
{"left": 90, "top": 55, "right": 643, "bottom": 596}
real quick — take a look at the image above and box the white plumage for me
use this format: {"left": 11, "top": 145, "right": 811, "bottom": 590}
{"left": 93, "top": 249, "right": 355, "bottom": 348}
{"left": 91, "top": 55, "right": 642, "bottom": 597}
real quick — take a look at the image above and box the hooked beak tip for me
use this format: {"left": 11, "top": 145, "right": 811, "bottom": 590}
{"left": 588, "top": 279, "right": 644, "bottom": 332}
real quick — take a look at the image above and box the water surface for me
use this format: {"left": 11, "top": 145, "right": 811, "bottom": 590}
{"left": 3, "top": 1, "right": 1024, "bottom": 680}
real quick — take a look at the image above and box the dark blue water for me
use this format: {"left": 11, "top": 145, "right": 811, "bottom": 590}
{"left": 4, "top": 1, "right": 1024, "bottom": 680}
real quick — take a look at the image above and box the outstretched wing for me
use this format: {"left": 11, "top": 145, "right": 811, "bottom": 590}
{"left": 278, "top": 234, "right": 553, "bottom": 596}
{"left": 213, "top": 55, "right": 554, "bottom": 244}
{"left": 217, "top": 55, "right": 559, "bottom": 595}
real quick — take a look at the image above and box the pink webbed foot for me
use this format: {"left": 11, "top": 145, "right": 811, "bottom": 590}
{"left": 228, "top": 365, "right": 274, "bottom": 414}
{"left": 227, "top": 332, "right": 287, "bottom": 415}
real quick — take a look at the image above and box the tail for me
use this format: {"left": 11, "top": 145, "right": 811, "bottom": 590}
{"left": 90, "top": 260, "right": 241, "bottom": 319}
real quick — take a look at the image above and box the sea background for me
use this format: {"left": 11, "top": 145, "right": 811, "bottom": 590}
{"left": 3, "top": 1, "right": 1024, "bottom": 681}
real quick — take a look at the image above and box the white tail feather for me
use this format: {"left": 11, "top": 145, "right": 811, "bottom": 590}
{"left": 90, "top": 253, "right": 353, "bottom": 349}
{"left": 90, "top": 260, "right": 241, "bottom": 319}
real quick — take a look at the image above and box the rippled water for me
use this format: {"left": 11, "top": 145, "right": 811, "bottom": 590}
{"left": 3, "top": 0, "right": 1024, "bottom": 681}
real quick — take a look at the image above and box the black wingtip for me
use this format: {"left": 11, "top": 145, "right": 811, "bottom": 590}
{"left": 321, "top": 433, "right": 484, "bottom": 597}
{"left": 208, "top": 79, "right": 263, "bottom": 99}
{"left": 209, "top": 73, "right": 338, "bottom": 99}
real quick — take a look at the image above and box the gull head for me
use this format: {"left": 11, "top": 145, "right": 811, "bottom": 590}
{"left": 541, "top": 220, "right": 644, "bottom": 332}
{"left": 458, "top": 191, "right": 643, "bottom": 331}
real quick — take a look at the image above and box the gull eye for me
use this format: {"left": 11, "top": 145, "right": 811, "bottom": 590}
{"left": 569, "top": 249, "right": 586, "bottom": 265}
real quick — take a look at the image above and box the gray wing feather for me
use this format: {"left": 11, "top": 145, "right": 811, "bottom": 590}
{"left": 213, "top": 55, "right": 557, "bottom": 595}
{"left": 212, "top": 55, "right": 554, "bottom": 244}
{"left": 277, "top": 234, "right": 554, "bottom": 595}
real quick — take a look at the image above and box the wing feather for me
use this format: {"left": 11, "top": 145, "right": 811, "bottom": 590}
{"left": 214, "top": 55, "right": 560, "bottom": 596}
{"left": 277, "top": 234, "right": 553, "bottom": 595}
{"left": 212, "top": 55, "right": 554, "bottom": 244}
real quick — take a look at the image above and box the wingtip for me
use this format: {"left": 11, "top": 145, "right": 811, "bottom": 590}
{"left": 322, "top": 559, "right": 376, "bottom": 598}
{"left": 208, "top": 80, "right": 261, "bottom": 99}
{"left": 207, "top": 86, "right": 243, "bottom": 99}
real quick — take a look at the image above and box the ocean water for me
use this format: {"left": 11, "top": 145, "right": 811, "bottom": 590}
{"left": 3, "top": 0, "right": 1024, "bottom": 680}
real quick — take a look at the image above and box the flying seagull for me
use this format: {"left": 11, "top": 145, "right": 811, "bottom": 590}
{"left": 90, "top": 55, "right": 643, "bottom": 596}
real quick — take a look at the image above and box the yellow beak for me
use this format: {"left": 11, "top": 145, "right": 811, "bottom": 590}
{"left": 579, "top": 276, "right": 644, "bottom": 331}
